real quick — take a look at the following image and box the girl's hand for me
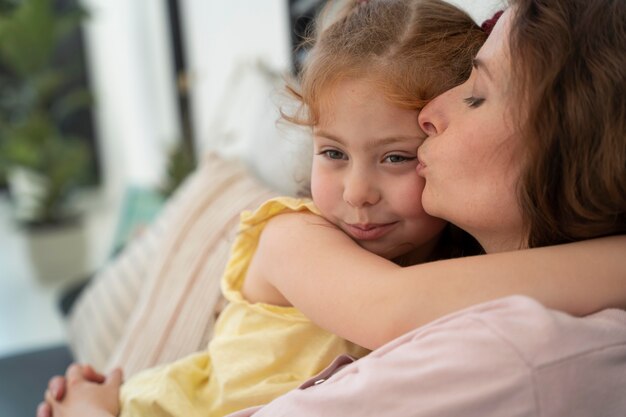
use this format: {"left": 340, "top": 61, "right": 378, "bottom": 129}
{"left": 36, "top": 364, "right": 122, "bottom": 417}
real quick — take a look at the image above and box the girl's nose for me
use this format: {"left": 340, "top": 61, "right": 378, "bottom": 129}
{"left": 343, "top": 169, "right": 380, "bottom": 208}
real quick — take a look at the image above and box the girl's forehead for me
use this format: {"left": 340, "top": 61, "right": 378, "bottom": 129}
{"left": 315, "top": 74, "right": 400, "bottom": 111}
{"left": 312, "top": 76, "right": 378, "bottom": 118}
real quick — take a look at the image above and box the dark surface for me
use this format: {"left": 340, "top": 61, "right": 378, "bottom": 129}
{"left": 0, "top": 344, "right": 74, "bottom": 417}
{"left": 59, "top": 277, "right": 91, "bottom": 317}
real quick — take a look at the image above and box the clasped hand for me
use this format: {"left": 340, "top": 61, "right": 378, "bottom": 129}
{"left": 36, "top": 363, "right": 123, "bottom": 417}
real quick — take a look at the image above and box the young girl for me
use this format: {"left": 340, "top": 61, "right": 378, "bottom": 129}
{"left": 39, "top": 1, "right": 626, "bottom": 417}
{"left": 41, "top": 1, "right": 488, "bottom": 417}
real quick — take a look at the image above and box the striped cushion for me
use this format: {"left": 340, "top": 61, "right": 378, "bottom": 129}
{"left": 66, "top": 154, "right": 278, "bottom": 376}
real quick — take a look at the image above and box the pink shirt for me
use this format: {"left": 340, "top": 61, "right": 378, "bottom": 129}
{"left": 227, "top": 296, "right": 626, "bottom": 417}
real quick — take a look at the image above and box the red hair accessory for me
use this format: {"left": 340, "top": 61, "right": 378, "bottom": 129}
{"left": 481, "top": 10, "right": 504, "bottom": 35}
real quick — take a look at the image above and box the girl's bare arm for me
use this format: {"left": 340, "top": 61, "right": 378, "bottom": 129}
{"left": 254, "top": 212, "right": 626, "bottom": 350}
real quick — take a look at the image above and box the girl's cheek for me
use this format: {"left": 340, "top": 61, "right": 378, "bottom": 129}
{"left": 310, "top": 172, "right": 331, "bottom": 204}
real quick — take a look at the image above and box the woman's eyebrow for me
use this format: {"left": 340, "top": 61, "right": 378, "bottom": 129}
{"left": 473, "top": 58, "right": 493, "bottom": 81}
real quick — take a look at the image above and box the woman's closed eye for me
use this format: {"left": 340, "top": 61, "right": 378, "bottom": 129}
{"left": 463, "top": 96, "right": 485, "bottom": 108}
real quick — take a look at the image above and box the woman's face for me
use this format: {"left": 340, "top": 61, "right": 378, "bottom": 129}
{"left": 417, "top": 9, "right": 525, "bottom": 253}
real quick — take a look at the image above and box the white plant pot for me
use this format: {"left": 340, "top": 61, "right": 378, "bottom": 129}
{"left": 24, "top": 220, "right": 89, "bottom": 285}
{"left": 7, "top": 167, "right": 49, "bottom": 223}
{"left": 7, "top": 167, "right": 89, "bottom": 284}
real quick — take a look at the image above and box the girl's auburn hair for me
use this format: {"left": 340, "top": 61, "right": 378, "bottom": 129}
{"left": 508, "top": 0, "right": 626, "bottom": 247}
{"left": 283, "top": 0, "right": 487, "bottom": 259}
{"left": 283, "top": 0, "right": 486, "bottom": 127}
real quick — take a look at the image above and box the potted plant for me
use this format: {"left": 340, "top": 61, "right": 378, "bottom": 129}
{"left": 0, "top": 0, "right": 93, "bottom": 283}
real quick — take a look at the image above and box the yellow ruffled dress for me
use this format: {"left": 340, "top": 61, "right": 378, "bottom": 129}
{"left": 119, "top": 197, "right": 370, "bottom": 417}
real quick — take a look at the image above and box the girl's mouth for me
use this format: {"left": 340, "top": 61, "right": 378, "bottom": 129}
{"left": 344, "top": 222, "right": 397, "bottom": 241}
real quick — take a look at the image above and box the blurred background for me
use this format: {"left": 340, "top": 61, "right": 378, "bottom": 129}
{"left": 0, "top": 0, "right": 317, "bottom": 358}
{"left": 0, "top": 0, "right": 501, "bottom": 361}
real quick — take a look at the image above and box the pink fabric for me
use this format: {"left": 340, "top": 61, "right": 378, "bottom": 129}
{"left": 227, "top": 295, "right": 626, "bottom": 417}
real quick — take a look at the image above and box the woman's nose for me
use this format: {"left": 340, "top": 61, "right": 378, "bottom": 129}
{"left": 418, "top": 90, "right": 449, "bottom": 137}
{"left": 343, "top": 169, "right": 380, "bottom": 208}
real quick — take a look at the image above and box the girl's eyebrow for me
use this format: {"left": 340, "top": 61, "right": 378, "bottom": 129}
{"left": 314, "top": 130, "right": 424, "bottom": 149}
{"left": 313, "top": 130, "right": 343, "bottom": 143}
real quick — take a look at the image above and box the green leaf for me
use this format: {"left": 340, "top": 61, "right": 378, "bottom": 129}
{"left": 0, "top": 0, "right": 90, "bottom": 224}
{"left": 0, "top": 0, "right": 85, "bottom": 76}
{"left": 52, "top": 88, "right": 92, "bottom": 121}
{"left": 0, "top": 0, "right": 57, "bottom": 75}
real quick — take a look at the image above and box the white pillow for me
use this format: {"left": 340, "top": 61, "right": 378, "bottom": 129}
{"left": 204, "top": 60, "right": 312, "bottom": 196}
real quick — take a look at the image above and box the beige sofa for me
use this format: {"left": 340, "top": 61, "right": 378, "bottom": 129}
{"left": 66, "top": 153, "right": 281, "bottom": 378}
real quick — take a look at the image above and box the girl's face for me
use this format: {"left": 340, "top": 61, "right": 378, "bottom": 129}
{"left": 311, "top": 78, "right": 447, "bottom": 263}
{"left": 417, "top": 9, "right": 524, "bottom": 253}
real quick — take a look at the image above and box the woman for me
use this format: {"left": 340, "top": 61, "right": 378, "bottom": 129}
{"left": 226, "top": 1, "right": 626, "bottom": 414}
{"left": 220, "top": 0, "right": 626, "bottom": 414}
{"left": 39, "top": 0, "right": 626, "bottom": 415}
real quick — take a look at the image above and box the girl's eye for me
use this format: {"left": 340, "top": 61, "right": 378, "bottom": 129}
{"left": 463, "top": 96, "right": 485, "bottom": 108}
{"left": 383, "top": 154, "right": 416, "bottom": 164}
{"left": 320, "top": 149, "right": 347, "bottom": 160}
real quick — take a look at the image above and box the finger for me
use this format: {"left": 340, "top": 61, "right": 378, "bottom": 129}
{"left": 105, "top": 367, "right": 124, "bottom": 387}
{"left": 83, "top": 364, "right": 106, "bottom": 383}
{"left": 47, "top": 375, "right": 66, "bottom": 400}
{"left": 36, "top": 402, "right": 51, "bottom": 417}
{"left": 44, "top": 389, "right": 56, "bottom": 405}
{"left": 65, "top": 363, "right": 83, "bottom": 382}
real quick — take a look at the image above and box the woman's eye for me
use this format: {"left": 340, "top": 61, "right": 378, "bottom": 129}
{"left": 383, "top": 154, "right": 415, "bottom": 164}
{"left": 321, "top": 149, "right": 346, "bottom": 160}
{"left": 463, "top": 96, "right": 485, "bottom": 108}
